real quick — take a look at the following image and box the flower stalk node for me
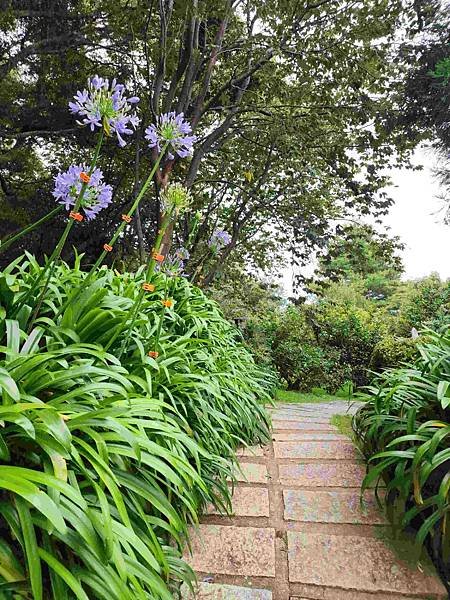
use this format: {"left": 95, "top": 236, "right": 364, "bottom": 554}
{"left": 103, "top": 243, "right": 113, "bottom": 252}
{"left": 142, "top": 283, "right": 155, "bottom": 292}
{"left": 79, "top": 172, "right": 91, "bottom": 183}
{"left": 69, "top": 211, "right": 83, "bottom": 222}
{"left": 148, "top": 351, "right": 159, "bottom": 358}
{"left": 161, "top": 299, "right": 173, "bottom": 308}
{"left": 121, "top": 214, "right": 132, "bottom": 223}
{"left": 152, "top": 252, "right": 164, "bottom": 262}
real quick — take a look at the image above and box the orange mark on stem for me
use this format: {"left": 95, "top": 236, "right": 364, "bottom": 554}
{"left": 79, "top": 172, "right": 91, "bottom": 183}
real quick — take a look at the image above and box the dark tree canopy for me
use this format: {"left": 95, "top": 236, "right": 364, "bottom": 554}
{"left": 392, "top": 1, "right": 450, "bottom": 217}
{"left": 309, "top": 223, "right": 405, "bottom": 298}
{"left": 0, "top": 0, "right": 443, "bottom": 277}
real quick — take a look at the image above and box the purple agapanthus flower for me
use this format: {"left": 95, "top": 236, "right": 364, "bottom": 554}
{"left": 69, "top": 75, "right": 140, "bottom": 147}
{"left": 145, "top": 112, "right": 196, "bottom": 160}
{"left": 52, "top": 164, "right": 113, "bottom": 220}
{"left": 157, "top": 247, "right": 190, "bottom": 277}
{"left": 208, "top": 228, "right": 231, "bottom": 251}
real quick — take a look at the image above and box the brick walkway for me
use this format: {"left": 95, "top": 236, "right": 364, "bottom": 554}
{"left": 182, "top": 402, "right": 447, "bottom": 600}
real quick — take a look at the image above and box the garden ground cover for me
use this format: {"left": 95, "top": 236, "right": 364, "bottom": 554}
{"left": 275, "top": 389, "right": 345, "bottom": 404}
{"left": 353, "top": 327, "right": 450, "bottom": 594}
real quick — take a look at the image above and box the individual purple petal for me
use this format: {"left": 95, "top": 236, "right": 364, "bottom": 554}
{"left": 116, "top": 132, "right": 126, "bottom": 147}
{"left": 90, "top": 75, "right": 104, "bottom": 90}
{"left": 129, "top": 115, "right": 140, "bottom": 128}
{"left": 68, "top": 101, "right": 81, "bottom": 114}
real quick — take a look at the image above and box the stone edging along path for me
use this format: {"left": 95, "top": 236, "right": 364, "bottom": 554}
{"left": 181, "top": 401, "right": 447, "bottom": 600}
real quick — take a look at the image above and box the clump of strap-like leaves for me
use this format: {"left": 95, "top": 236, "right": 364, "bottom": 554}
{"left": 353, "top": 327, "right": 450, "bottom": 589}
{"left": 0, "top": 254, "right": 273, "bottom": 599}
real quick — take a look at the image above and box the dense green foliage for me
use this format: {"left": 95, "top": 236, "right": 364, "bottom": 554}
{"left": 0, "top": 255, "right": 273, "bottom": 599}
{"left": 353, "top": 328, "right": 450, "bottom": 591}
{"left": 308, "top": 224, "right": 404, "bottom": 296}
{"left": 209, "top": 221, "right": 449, "bottom": 392}
{"left": 395, "top": 1, "right": 450, "bottom": 216}
{"left": 391, "top": 273, "right": 450, "bottom": 335}
{"left": 0, "top": 0, "right": 436, "bottom": 276}
{"left": 213, "top": 269, "right": 450, "bottom": 392}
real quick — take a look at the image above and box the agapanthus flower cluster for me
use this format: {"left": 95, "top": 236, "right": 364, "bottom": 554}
{"left": 158, "top": 247, "right": 190, "bottom": 277}
{"left": 145, "top": 112, "right": 196, "bottom": 160}
{"left": 161, "top": 182, "right": 192, "bottom": 215}
{"left": 69, "top": 75, "right": 140, "bottom": 147}
{"left": 208, "top": 228, "right": 231, "bottom": 252}
{"left": 53, "top": 164, "right": 113, "bottom": 220}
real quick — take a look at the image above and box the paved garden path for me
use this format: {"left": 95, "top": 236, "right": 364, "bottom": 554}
{"left": 182, "top": 402, "right": 447, "bottom": 600}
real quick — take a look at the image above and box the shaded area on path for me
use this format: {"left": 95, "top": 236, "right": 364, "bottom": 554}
{"left": 182, "top": 401, "right": 447, "bottom": 600}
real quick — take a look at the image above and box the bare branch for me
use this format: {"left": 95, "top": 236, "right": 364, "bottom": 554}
{"left": 151, "top": 0, "right": 174, "bottom": 114}
{"left": 190, "top": 1, "right": 232, "bottom": 128}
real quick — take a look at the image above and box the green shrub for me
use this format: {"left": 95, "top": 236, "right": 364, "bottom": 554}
{"left": 353, "top": 327, "right": 450, "bottom": 588}
{"left": 267, "top": 301, "right": 383, "bottom": 392}
{"left": 369, "top": 334, "right": 418, "bottom": 372}
{"left": 391, "top": 274, "right": 450, "bottom": 336}
{"left": 207, "top": 273, "right": 283, "bottom": 373}
{"left": 313, "top": 301, "right": 384, "bottom": 386}
{"left": 0, "top": 255, "right": 273, "bottom": 599}
{"left": 272, "top": 340, "right": 350, "bottom": 392}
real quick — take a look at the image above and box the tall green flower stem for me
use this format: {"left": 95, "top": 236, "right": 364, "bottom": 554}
{"left": 190, "top": 251, "right": 210, "bottom": 285}
{"left": 116, "top": 205, "right": 197, "bottom": 357}
{"left": 0, "top": 205, "right": 64, "bottom": 255}
{"left": 154, "top": 276, "right": 173, "bottom": 348}
{"left": 111, "top": 207, "right": 174, "bottom": 357}
{"left": 56, "top": 141, "right": 170, "bottom": 320}
{"left": 14, "top": 131, "right": 105, "bottom": 322}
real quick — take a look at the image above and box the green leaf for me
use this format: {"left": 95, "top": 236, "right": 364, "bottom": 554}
{"left": 437, "top": 380, "right": 450, "bottom": 408}
{"left": 5, "top": 320, "right": 20, "bottom": 355}
{"left": 16, "top": 496, "right": 42, "bottom": 600}
{"left": 0, "top": 538, "right": 25, "bottom": 582}
{"left": 38, "top": 548, "right": 90, "bottom": 600}
{"left": 0, "top": 367, "right": 20, "bottom": 402}
{"left": 0, "top": 470, "right": 67, "bottom": 534}
{"left": 0, "top": 433, "right": 10, "bottom": 462}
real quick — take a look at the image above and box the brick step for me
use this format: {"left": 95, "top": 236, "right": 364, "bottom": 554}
{"left": 183, "top": 524, "right": 276, "bottom": 578}
{"left": 279, "top": 461, "right": 368, "bottom": 487}
{"left": 272, "top": 432, "right": 347, "bottom": 442}
{"left": 287, "top": 531, "right": 446, "bottom": 598}
{"left": 272, "top": 421, "right": 338, "bottom": 432}
{"left": 274, "top": 441, "right": 356, "bottom": 460}
{"left": 283, "top": 489, "right": 386, "bottom": 524}
{"left": 182, "top": 582, "right": 273, "bottom": 599}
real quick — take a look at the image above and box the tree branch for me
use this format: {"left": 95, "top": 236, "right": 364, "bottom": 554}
{"left": 190, "top": 1, "right": 232, "bottom": 128}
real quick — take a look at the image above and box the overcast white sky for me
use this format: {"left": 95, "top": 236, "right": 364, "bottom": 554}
{"left": 281, "top": 146, "right": 450, "bottom": 296}
{"left": 384, "top": 146, "right": 449, "bottom": 280}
